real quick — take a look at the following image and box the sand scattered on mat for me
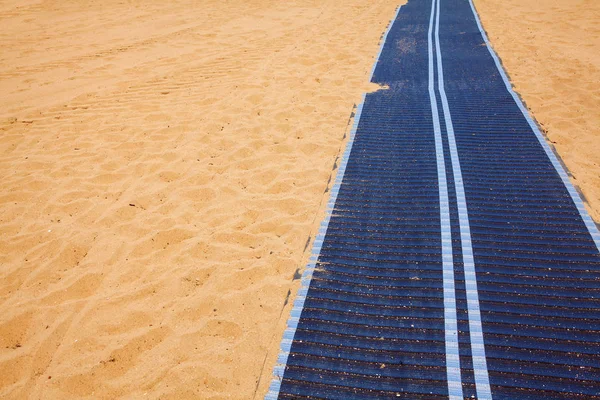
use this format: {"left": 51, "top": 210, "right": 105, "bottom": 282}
{"left": 475, "top": 0, "right": 600, "bottom": 221}
{"left": 0, "top": 0, "right": 400, "bottom": 398}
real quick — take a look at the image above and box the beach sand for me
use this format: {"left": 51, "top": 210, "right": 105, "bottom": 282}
{"left": 0, "top": 0, "right": 400, "bottom": 398}
{"left": 0, "top": 0, "right": 598, "bottom": 399}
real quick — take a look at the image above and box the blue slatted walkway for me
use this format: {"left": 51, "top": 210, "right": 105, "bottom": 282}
{"left": 266, "top": 0, "right": 600, "bottom": 398}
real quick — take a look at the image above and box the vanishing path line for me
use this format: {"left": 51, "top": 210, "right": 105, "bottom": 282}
{"left": 428, "top": 0, "right": 464, "bottom": 397}
{"left": 434, "top": 0, "right": 492, "bottom": 397}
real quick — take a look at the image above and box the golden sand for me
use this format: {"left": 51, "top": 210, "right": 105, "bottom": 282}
{"left": 0, "top": 0, "right": 598, "bottom": 399}
{"left": 0, "top": 0, "right": 400, "bottom": 398}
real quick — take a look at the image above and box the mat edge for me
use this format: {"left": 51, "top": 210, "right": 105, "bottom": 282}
{"left": 264, "top": 3, "right": 404, "bottom": 398}
{"left": 468, "top": 0, "right": 600, "bottom": 244}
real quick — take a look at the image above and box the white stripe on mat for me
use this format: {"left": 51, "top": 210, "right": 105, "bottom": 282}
{"left": 434, "top": 0, "right": 492, "bottom": 398}
{"left": 428, "top": 0, "right": 464, "bottom": 398}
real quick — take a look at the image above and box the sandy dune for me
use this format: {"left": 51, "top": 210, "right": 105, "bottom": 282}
{"left": 0, "top": 0, "right": 598, "bottom": 399}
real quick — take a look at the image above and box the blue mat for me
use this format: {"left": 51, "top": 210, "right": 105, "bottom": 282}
{"left": 266, "top": 0, "right": 600, "bottom": 398}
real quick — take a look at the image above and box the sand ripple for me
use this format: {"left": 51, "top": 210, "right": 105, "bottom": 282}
{"left": 0, "top": 0, "right": 400, "bottom": 398}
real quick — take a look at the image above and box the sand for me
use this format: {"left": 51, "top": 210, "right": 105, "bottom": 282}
{"left": 0, "top": 0, "right": 598, "bottom": 399}
{"left": 0, "top": 0, "right": 400, "bottom": 398}
{"left": 474, "top": 0, "right": 600, "bottom": 221}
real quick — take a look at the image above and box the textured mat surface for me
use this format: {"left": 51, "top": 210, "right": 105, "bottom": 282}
{"left": 266, "top": 0, "right": 600, "bottom": 398}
